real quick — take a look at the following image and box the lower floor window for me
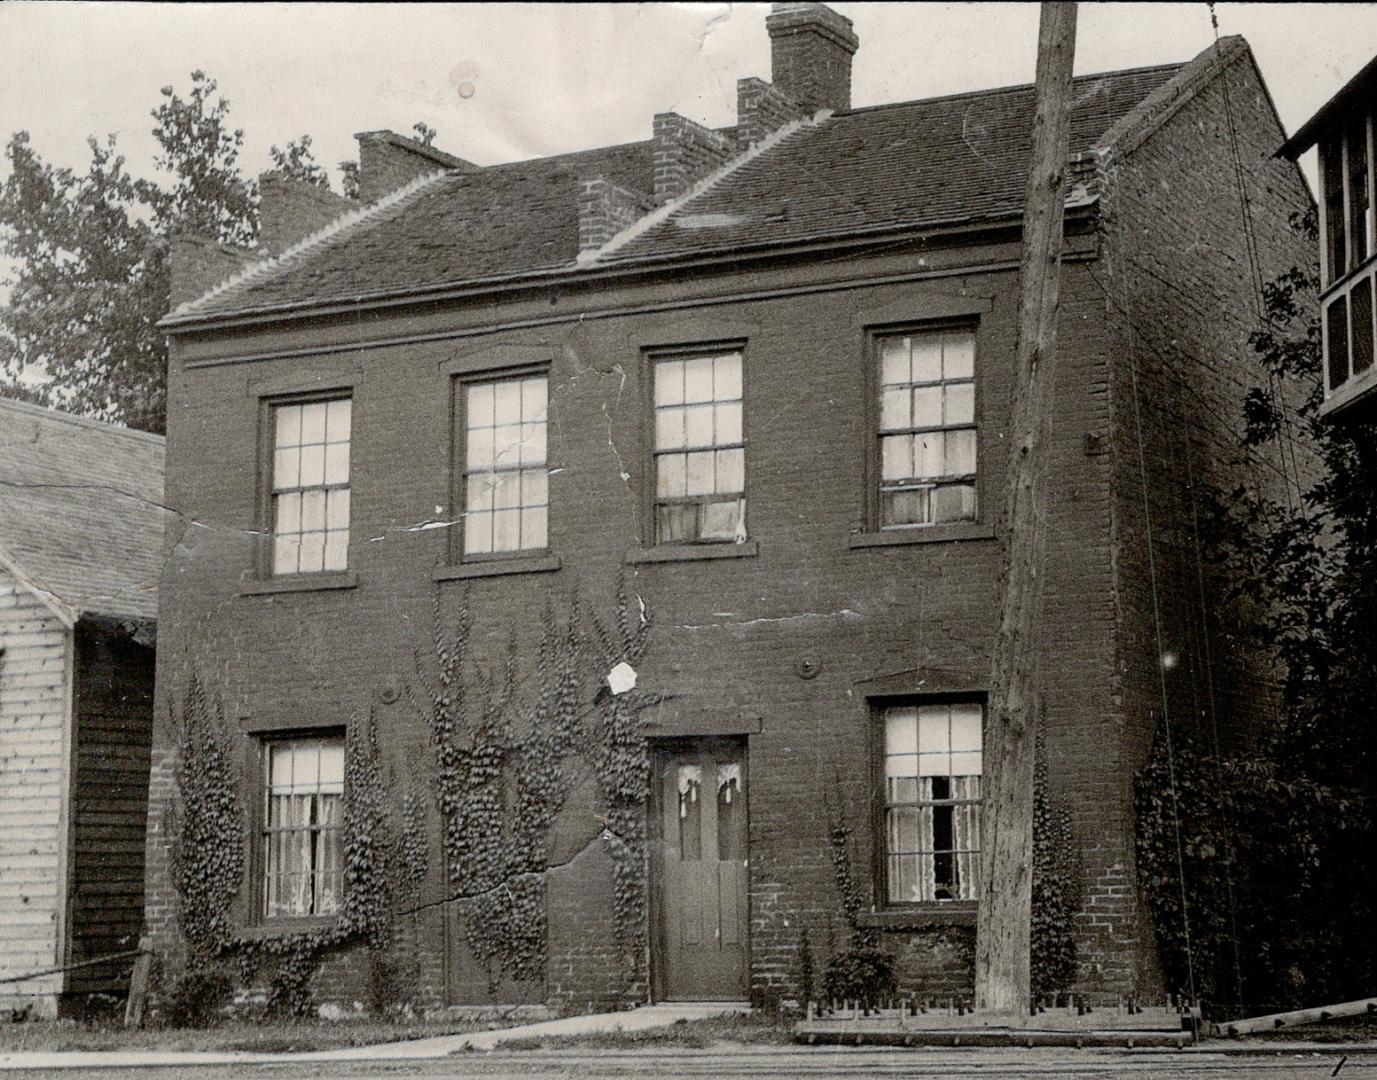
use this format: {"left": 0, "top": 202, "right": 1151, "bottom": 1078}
{"left": 882, "top": 702, "right": 983, "bottom": 903}
{"left": 262, "top": 736, "right": 344, "bottom": 918}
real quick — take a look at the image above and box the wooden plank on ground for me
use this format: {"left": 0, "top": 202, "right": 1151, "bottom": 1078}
{"left": 1214, "top": 997, "right": 1377, "bottom": 1036}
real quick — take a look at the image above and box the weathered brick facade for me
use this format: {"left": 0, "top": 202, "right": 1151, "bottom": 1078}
{"left": 148, "top": 13, "right": 1313, "bottom": 1015}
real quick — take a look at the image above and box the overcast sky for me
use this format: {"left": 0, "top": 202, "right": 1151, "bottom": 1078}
{"left": 2, "top": 3, "right": 1376, "bottom": 196}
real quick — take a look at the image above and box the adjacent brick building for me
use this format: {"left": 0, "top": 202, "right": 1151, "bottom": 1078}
{"left": 149, "top": 5, "right": 1313, "bottom": 1011}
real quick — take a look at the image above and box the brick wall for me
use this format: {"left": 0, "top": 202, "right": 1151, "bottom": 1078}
{"left": 736, "top": 78, "right": 807, "bottom": 150}
{"left": 258, "top": 172, "right": 353, "bottom": 255}
{"left": 652, "top": 114, "right": 734, "bottom": 203}
{"left": 577, "top": 177, "right": 655, "bottom": 253}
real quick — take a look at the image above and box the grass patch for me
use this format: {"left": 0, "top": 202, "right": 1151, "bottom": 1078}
{"left": 498, "top": 1012, "right": 794, "bottom": 1051}
{"left": 0, "top": 1017, "right": 503, "bottom": 1055}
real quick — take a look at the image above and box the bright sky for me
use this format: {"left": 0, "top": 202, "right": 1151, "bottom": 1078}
{"left": 1, "top": 3, "right": 1375, "bottom": 195}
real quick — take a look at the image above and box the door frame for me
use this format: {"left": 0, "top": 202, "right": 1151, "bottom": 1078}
{"left": 647, "top": 735, "right": 751, "bottom": 1003}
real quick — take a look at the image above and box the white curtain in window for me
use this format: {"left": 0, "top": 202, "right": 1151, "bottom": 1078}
{"left": 951, "top": 775, "right": 981, "bottom": 901}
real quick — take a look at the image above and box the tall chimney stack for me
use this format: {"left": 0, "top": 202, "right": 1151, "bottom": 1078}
{"left": 765, "top": 3, "right": 859, "bottom": 114}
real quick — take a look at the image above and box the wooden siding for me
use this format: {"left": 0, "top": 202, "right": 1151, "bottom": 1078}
{"left": 66, "top": 620, "right": 154, "bottom": 996}
{"left": 0, "top": 571, "right": 69, "bottom": 1013}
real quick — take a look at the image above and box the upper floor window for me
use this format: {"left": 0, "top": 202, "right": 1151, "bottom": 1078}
{"left": 876, "top": 328, "right": 977, "bottom": 529}
{"left": 1322, "top": 110, "right": 1374, "bottom": 285}
{"left": 272, "top": 398, "right": 350, "bottom": 575}
{"left": 262, "top": 735, "right": 343, "bottom": 919}
{"left": 881, "top": 701, "right": 983, "bottom": 904}
{"left": 461, "top": 374, "right": 548, "bottom": 556}
{"left": 652, "top": 350, "right": 745, "bottom": 544}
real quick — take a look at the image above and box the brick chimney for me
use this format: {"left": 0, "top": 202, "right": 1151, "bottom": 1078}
{"left": 652, "top": 113, "right": 735, "bottom": 203}
{"left": 258, "top": 172, "right": 353, "bottom": 256}
{"left": 168, "top": 234, "right": 256, "bottom": 309}
{"left": 353, "top": 130, "right": 480, "bottom": 204}
{"left": 578, "top": 177, "right": 654, "bottom": 255}
{"left": 765, "top": 3, "right": 859, "bottom": 114}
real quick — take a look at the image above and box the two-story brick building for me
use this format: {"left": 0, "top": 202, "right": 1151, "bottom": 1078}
{"left": 148, "top": 5, "right": 1314, "bottom": 1011}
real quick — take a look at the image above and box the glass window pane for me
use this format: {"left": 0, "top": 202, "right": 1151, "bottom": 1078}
{"left": 716, "top": 447, "right": 745, "bottom": 493}
{"left": 886, "top": 752, "right": 919, "bottom": 780}
{"left": 700, "top": 498, "right": 742, "bottom": 541}
{"left": 945, "top": 382, "right": 974, "bottom": 425}
{"left": 943, "top": 332, "right": 975, "bottom": 379}
{"left": 521, "top": 506, "right": 548, "bottom": 549}
{"left": 715, "top": 401, "right": 743, "bottom": 445}
{"left": 466, "top": 426, "right": 494, "bottom": 470}
{"left": 683, "top": 356, "right": 714, "bottom": 403}
{"left": 912, "top": 335, "right": 942, "bottom": 381}
{"left": 912, "top": 432, "right": 940, "bottom": 479}
{"left": 468, "top": 382, "right": 495, "bottom": 426}
{"left": 298, "top": 443, "right": 325, "bottom": 488}
{"left": 932, "top": 484, "right": 975, "bottom": 523}
{"left": 299, "top": 531, "right": 325, "bottom": 573}
{"left": 950, "top": 751, "right": 982, "bottom": 777}
{"left": 655, "top": 359, "right": 685, "bottom": 406}
{"left": 656, "top": 503, "right": 694, "bottom": 543}
{"left": 465, "top": 510, "right": 493, "bottom": 554}
{"left": 656, "top": 407, "right": 686, "bottom": 450}
{"left": 657, "top": 453, "right": 686, "bottom": 497}
{"left": 522, "top": 377, "right": 548, "bottom": 423}
{"left": 300, "top": 402, "right": 328, "bottom": 445}
{"left": 492, "top": 508, "right": 520, "bottom": 552}
{"left": 880, "top": 336, "right": 909, "bottom": 385}
{"left": 520, "top": 421, "right": 546, "bottom": 466}
{"left": 323, "top": 530, "right": 348, "bottom": 571}
{"left": 950, "top": 705, "right": 982, "bottom": 751}
{"left": 888, "top": 807, "right": 922, "bottom": 854}
{"left": 886, "top": 707, "right": 918, "bottom": 755}
{"left": 273, "top": 534, "right": 300, "bottom": 575}
{"left": 714, "top": 354, "right": 743, "bottom": 400}
{"left": 325, "top": 399, "right": 351, "bottom": 444}
{"left": 684, "top": 404, "right": 714, "bottom": 447}
{"left": 685, "top": 451, "right": 715, "bottom": 496}
{"left": 275, "top": 405, "right": 302, "bottom": 448}
{"left": 276, "top": 491, "right": 301, "bottom": 534}
{"left": 918, "top": 707, "right": 950, "bottom": 754}
{"left": 883, "top": 488, "right": 927, "bottom": 527}
{"left": 273, "top": 447, "right": 299, "bottom": 490}
{"left": 324, "top": 441, "right": 350, "bottom": 485}
{"left": 493, "top": 471, "right": 521, "bottom": 509}
{"left": 301, "top": 489, "right": 327, "bottom": 531}
{"left": 881, "top": 434, "right": 911, "bottom": 480}
{"left": 326, "top": 489, "right": 350, "bottom": 530}
{"left": 677, "top": 765, "right": 703, "bottom": 861}
{"left": 467, "top": 473, "right": 496, "bottom": 512}
{"left": 492, "top": 424, "right": 522, "bottom": 467}
{"left": 887, "top": 775, "right": 920, "bottom": 803}
{"left": 880, "top": 389, "right": 908, "bottom": 430}
{"left": 522, "top": 467, "right": 548, "bottom": 507}
{"left": 947, "top": 428, "right": 977, "bottom": 475}
{"left": 493, "top": 380, "right": 522, "bottom": 424}
{"left": 912, "top": 386, "right": 942, "bottom": 428}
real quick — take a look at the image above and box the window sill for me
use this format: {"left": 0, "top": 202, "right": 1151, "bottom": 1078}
{"left": 849, "top": 523, "right": 995, "bottom": 548}
{"left": 858, "top": 904, "right": 977, "bottom": 930}
{"left": 239, "top": 572, "right": 358, "bottom": 596}
{"left": 625, "top": 539, "right": 759, "bottom": 565}
{"left": 433, "top": 554, "right": 562, "bottom": 581}
{"left": 238, "top": 916, "right": 342, "bottom": 941}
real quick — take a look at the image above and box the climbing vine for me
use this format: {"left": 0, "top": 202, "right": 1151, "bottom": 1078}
{"left": 1030, "top": 717, "right": 1079, "bottom": 1001}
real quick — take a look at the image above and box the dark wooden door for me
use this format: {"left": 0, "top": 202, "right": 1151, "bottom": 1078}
{"left": 653, "top": 739, "right": 748, "bottom": 1001}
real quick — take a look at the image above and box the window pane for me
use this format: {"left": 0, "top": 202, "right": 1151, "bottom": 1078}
{"left": 468, "top": 382, "right": 494, "bottom": 425}
{"left": 493, "top": 471, "right": 521, "bottom": 509}
{"left": 326, "top": 489, "right": 350, "bottom": 530}
{"left": 880, "top": 389, "right": 908, "bottom": 430}
{"left": 522, "top": 506, "right": 548, "bottom": 549}
{"left": 299, "top": 531, "right": 325, "bottom": 573}
{"left": 912, "top": 386, "right": 941, "bottom": 428}
{"left": 324, "top": 441, "right": 350, "bottom": 485}
{"left": 300, "top": 402, "right": 328, "bottom": 445}
{"left": 658, "top": 453, "right": 687, "bottom": 497}
{"left": 325, "top": 399, "right": 351, "bottom": 444}
{"left": 883, "top": 488, "right": 927, "bottom": 526}
{"left": 885, "top": 706, "right": 918, "bottom": 755}
{"left": 273, "top": 447, "right": 299, "bottom": 490}
{"left": 301, "top": 489, "right": 327, "bottom": 531}
{"left": 943, "top": 332, "right": 975, "bottom": 379}
{"left": 685, "top": 450, "right": 715, "bottom": 496}
{"left": 657, "top": 503, "right": 694, "bottom": 543}
{"left": 880, "top": 337, "right": 909, "bottom": 386}
{"left": 715, "top": 401, "right": 743, "bottom": 444}
{"left": 298, "top": 443, "right": 325, "bottom": 487}
{"left": 677, "top": 765, "right": 703, "bottom": 861}
{"left": 950, "top": 751, "right": 982, "bottom": 777}
{"left": 523, "top": 467, "right": 549, "bottom": 507}
{"left": 276, "top": 491, "right": 302, "bottom": 534}
{"left": 492, "top": 424, "right": 522, "bottom": 467}
{"left": 1328, "top": 296, "right": 1350, "bottom": 389}
{"left": 881, "top": 435, "right": 911, "bottom": 480}
{"left": 912, "top": 432, "right": 940, "bottom": 478}
{"left": 932, "top": 483, "right": 976, "bottom": 523}
{"left": 492, "top": 508, "right": 520, "bottom": 551}
{"left": 467, "top": 473, "right": 496, "bottom": 512}
{"left": 467, "top": 425, "right": 494, "bottom": 469}
{"left": 656, "top": 407, "right": 686, "bottom": 450}
{"left": 465, "top": 510, "right": 492, "bottom": 554}
{"left": 275, "top": 405, "right": 302, "bottom": 448}
{"left": 1352, "top": 274, "right": 1374, "bottom": 376}
{"left": 716, "top": 447, "right": 745, "bottom": 493}
{"left": 946, "top": 428, "right": 977, "bottom": 475}
{"left": 520, "top": 421, "right": 547, "bottom": 466}
{"left": 717, "top": 763, "right": 744, "bottom": 861}
{"left": 655, "top": 359, "right": 685, "bottom": 406}
{"left": 714, "top": 354, "right": 743, "bottom": 400}
{"left": 950, "top": 705, "right": 982, "bottom": 751}
{"left": 918, "top": 708, "right": 950, "bottom": 755}
{"left": 912, "top": 335, "right": 942, "bottom": 382}
{"left": 945, "top": 382, "right": 974, "bottom": 425}
{"left": 323, "top": 530, "right": 348, "bottom": 571}
{"left": 684, "top": 404, "right": 714, "bottom": 447}
{"left": 273, "top": 534, "right": 300, "bottom": 575}
{"left": 700, "top": 498, "right": 743, "bottom": 541}
{"left": 493, "top": 380, "right": 522, "bottom": 424}
{"left": 521, "top": 377, "right": 548, "bottom": 422}
{"left": 683, "top": 356, "right": 714, "bottom": 403}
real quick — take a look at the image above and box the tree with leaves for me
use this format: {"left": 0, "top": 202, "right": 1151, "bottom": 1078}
{"left": 0, "top": 72, "right": 422, "bottom": 433}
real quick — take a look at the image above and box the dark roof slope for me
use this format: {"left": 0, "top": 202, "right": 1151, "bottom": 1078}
{"left": 0, "top": 398, "right": 166, "bottom": 621}
{"left": 174, "top": 61, "right": 1184, "bottom": 321}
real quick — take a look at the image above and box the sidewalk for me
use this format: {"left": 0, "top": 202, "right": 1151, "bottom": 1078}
{"left": 0, "top": 1001, "right": 749, "bottom": 1071}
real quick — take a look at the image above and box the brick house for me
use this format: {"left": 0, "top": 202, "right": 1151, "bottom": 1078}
{"left": 0, "top": 398, "right": 163, "bottom": 1017}
{"left": 149, "top": 5, "right": 1313, "bottom": 1010}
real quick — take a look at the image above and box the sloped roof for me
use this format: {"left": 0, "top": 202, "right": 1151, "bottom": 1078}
{"left": 0, "top": 398, "right": 166, "bottom": 622}
{"left": 170, "top": 59, "right": 1193, "bottom": 323}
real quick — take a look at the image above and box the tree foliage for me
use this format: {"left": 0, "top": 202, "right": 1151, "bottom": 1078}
{"left": 1137, "top": 209, "right": 1377, "bottom": 1015}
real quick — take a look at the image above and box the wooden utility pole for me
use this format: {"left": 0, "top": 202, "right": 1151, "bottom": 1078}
{"left": 976, "top": 1, "right": 1078, "bottom": 1018}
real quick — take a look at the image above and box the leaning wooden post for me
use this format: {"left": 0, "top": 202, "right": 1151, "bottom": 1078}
{"left": 975, "top": 0, "right": 1078, "bottom": 1019}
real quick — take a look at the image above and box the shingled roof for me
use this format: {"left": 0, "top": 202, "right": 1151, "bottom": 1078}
{"left": 167, "top": 54, "right": 1212, "bottom": 325}
{"left": 0, "top": 398, "right": 166, "bottom": 623}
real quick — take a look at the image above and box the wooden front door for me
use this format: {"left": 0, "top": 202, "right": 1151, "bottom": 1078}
{"left": 652, "top": 739, "right": 749, "bottom": 1001}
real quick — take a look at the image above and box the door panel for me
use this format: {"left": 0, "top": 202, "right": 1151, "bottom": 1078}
{"left": 654, "top": 739, "right": 749, "bottom": 1000}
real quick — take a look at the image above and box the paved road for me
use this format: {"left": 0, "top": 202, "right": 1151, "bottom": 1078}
{"left": 4, "top": 1046, "right": 1374, "bottom": 1079}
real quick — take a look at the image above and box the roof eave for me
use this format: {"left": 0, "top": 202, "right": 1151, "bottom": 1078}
{"left": 1277, "top": 54, "right": 1377, "bottom": 160}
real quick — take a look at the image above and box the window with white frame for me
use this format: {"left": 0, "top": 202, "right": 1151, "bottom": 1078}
{"left": 652, "top": 351, "right": 745, "bottom": 544}
{"left": 461, "top": 374, "right": 549, "bottom": 556}
{"left": 271, "top": 398, "right": 351, "bottom": 574}
{"left": 876, "top": 328, "right": 977, "bottom": 528}
{"left": 882, "top": 702, "right": 982, "bottom": 903}
{"left": 262, "top": 736, "right": 344, "bottom": 918}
